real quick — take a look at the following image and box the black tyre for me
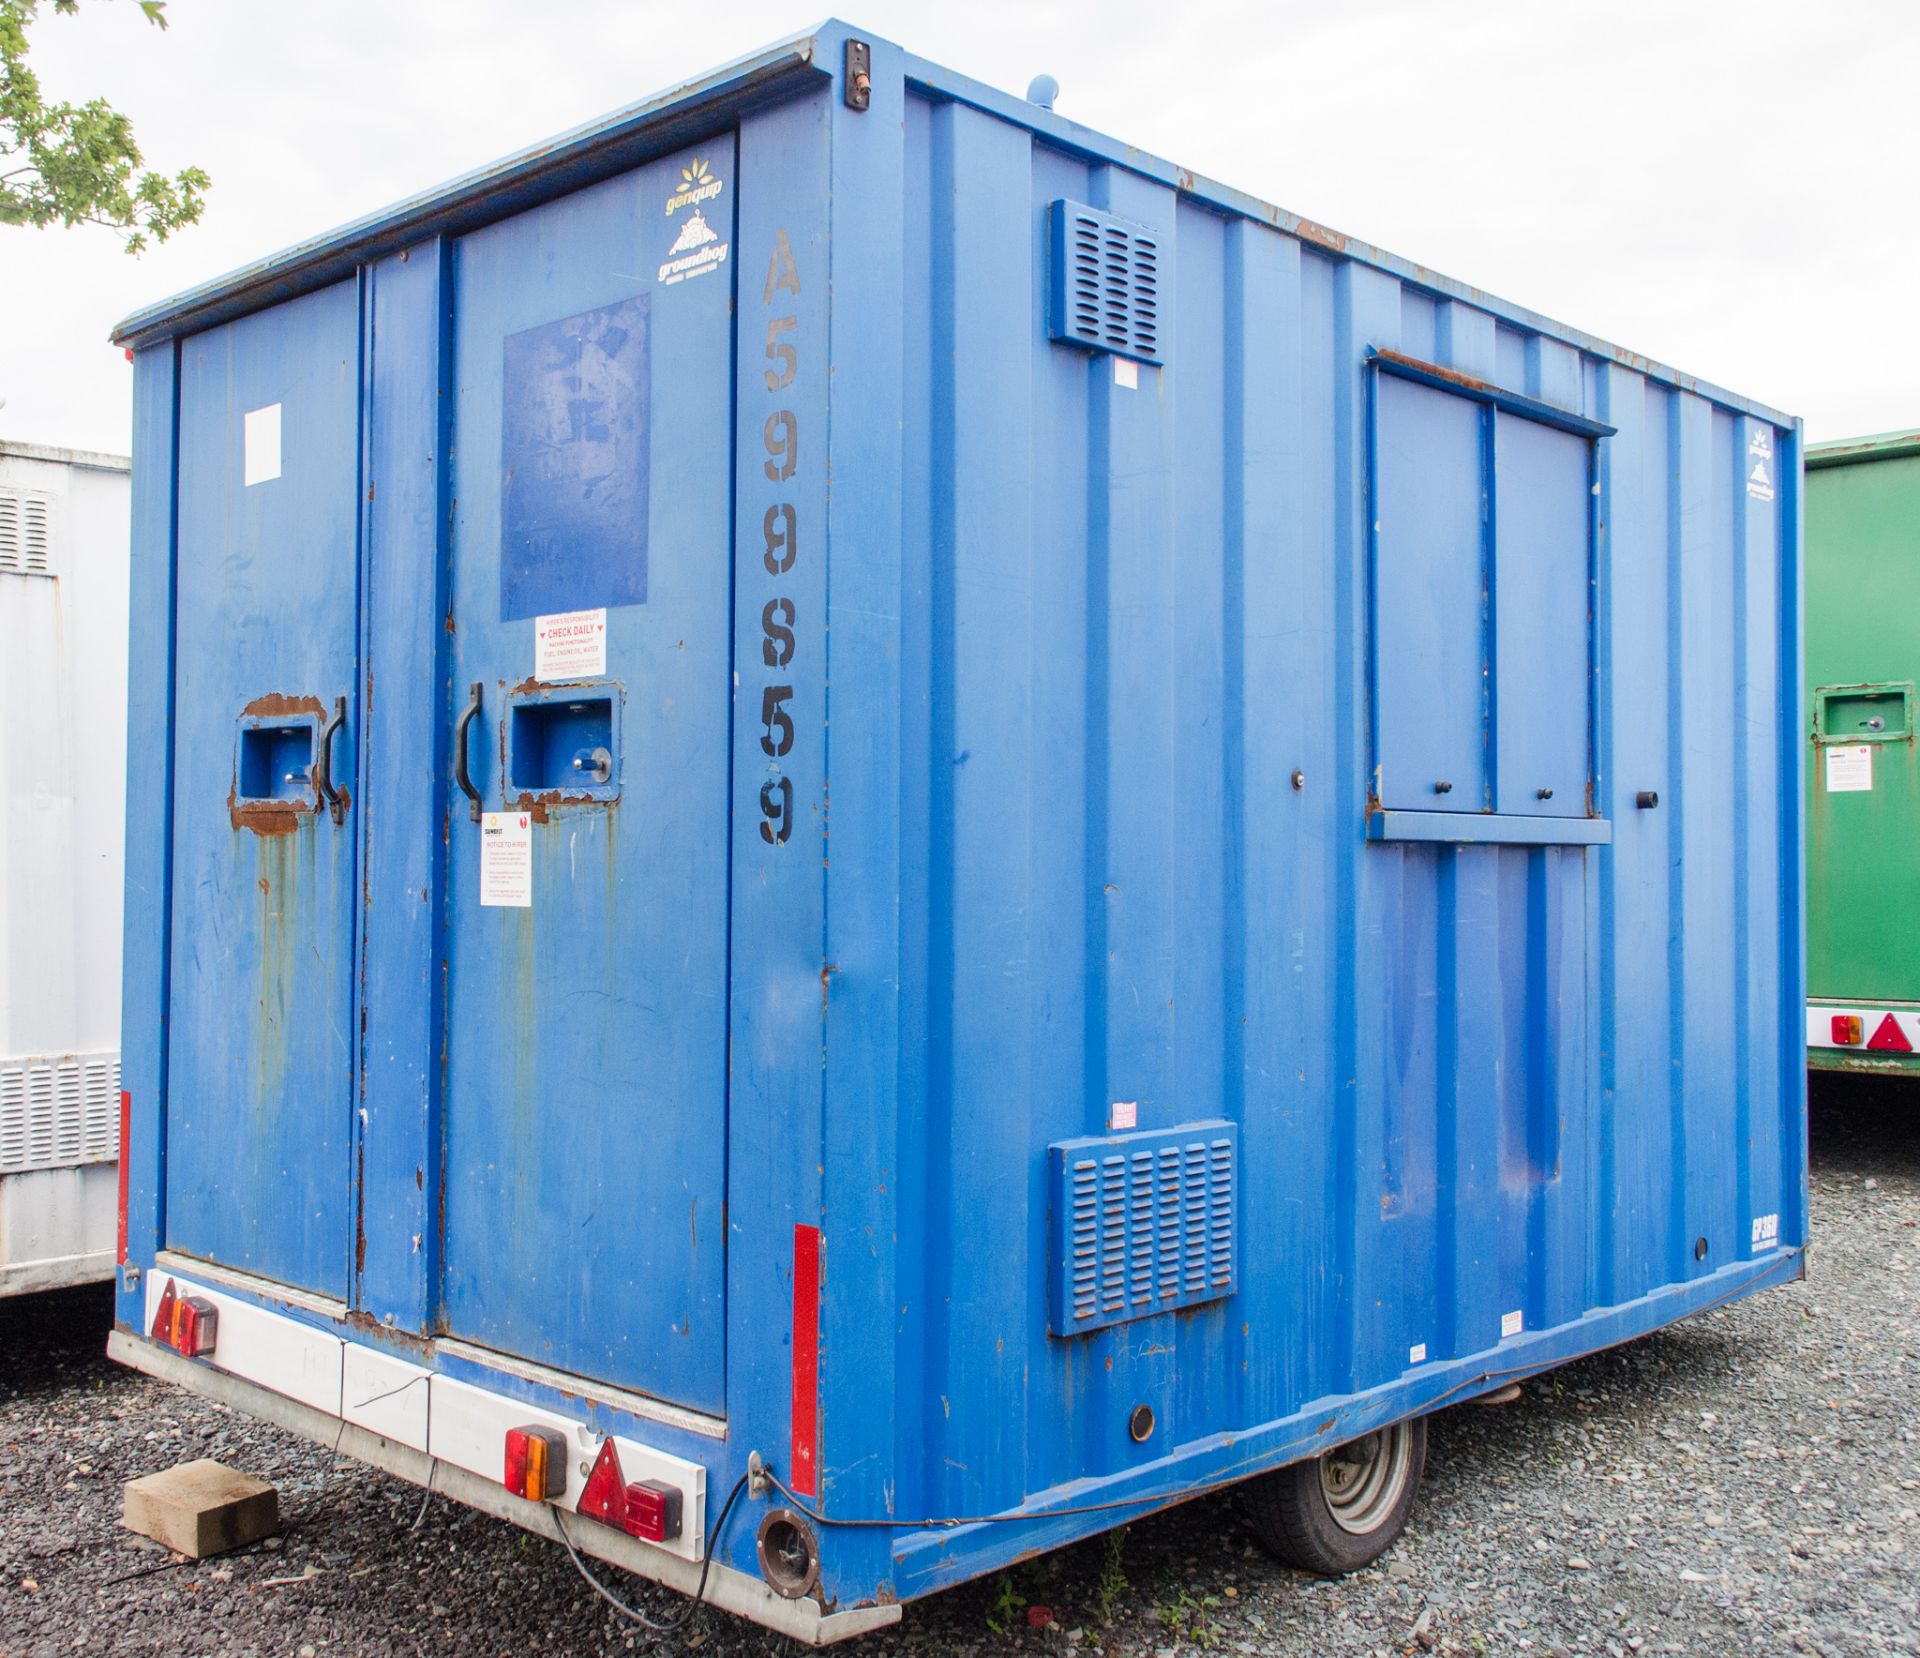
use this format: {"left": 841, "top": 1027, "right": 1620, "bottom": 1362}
{"left": 1243, "top": 1416, "right": 1427, "bottom": 1576}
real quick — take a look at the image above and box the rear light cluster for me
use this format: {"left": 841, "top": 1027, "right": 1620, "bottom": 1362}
{"left": 1831, "top": 1012, "right": 1912, "bottom": 1052}
{"left": 149, "top": 1279, "right": 218, "bottom": 1358}
{"left": 576, "top": 1437, "right": 683, "bottom": 1544}
{"left": 504, "top": 1426, "right": 567, "bottom": 1502}
{"left": 501, "top": 1428, "right": 683, "bottom": 1545}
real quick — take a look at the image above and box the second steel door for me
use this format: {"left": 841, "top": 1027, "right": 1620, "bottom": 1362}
{"left": 438, "top": 140, "right": 737, "bottom": 1413}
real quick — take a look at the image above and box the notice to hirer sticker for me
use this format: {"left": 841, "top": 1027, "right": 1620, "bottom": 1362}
{"left": 1826, "top": 743, "right": 1873, "bottom": 793}
{"left": 480, "top": 812, "right": 532, "bottom": 908}
{"left": 534, "top": 608, "right": 607, "bottom": 682}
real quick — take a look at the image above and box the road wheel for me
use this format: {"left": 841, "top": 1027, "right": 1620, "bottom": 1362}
{"left": 1243, "top": 1416, "right": 1427, "bottom": 1576}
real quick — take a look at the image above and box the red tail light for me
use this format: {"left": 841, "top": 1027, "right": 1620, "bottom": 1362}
{"left": 1831, "top": 1014, "right": 1863, "bottom": 1046}
{"left": 170, "top": 1296, "right": 218, "bottom": 1357}
{"left": 576, "top": 1438, "right": 684, "bottom": 1544}
{"left": 624, "top": 1479, "right": 682, "bottom": 1544}
{"left": 148, "top": 1279, "right": 217, "bottom": 1358}
{"left": 504, "top": 1426, "right": 567, "bottom": 1502}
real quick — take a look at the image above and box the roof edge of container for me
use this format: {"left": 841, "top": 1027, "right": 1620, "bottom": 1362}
{"left": 897, "top": 44, "right": 1799, "bottom": 431}
{"left": 113, "top": 15, "right": 1800, "bottom": 431}
{"left": 0, "top": 439, "right": 131, "bottom": 471}
{"left": 1806, "top": 428, "right": 1920, "bottom": 469}
{"left": 109, "top": 25, "right": 834, "bottom": 350}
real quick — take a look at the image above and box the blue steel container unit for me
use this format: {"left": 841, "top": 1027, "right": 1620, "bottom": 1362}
{"left": 109, "top": 21, "right": 1807, "bottom": 1640}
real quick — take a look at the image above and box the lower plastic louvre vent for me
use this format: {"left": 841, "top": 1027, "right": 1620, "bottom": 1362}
{"left": 1046, "top": 1120, "right": 1237, "bottom": 1337}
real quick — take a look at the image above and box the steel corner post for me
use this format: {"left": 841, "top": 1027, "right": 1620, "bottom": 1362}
{"left": 116, "top": 341, "right": 181, "bottom": 1333}
{"left": 811, "top": 29, "right": 910, "bottom": 1602}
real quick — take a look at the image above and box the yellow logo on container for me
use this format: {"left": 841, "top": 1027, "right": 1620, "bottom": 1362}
{"left": 666, "top": 158, "right": 723, "bottom": 216}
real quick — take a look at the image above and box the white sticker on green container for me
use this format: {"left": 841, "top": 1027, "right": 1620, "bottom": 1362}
{"left": 1825, "top": 743, "right": 1872, "bottom": 793}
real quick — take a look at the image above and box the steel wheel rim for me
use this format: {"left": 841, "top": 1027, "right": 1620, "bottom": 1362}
{"left": 1319, "top": 1423, "right": 1413, "bottom": 1535}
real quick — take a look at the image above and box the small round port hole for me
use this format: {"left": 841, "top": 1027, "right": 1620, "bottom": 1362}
{"left": 756, "top": 1508, "right": 821, "bottom": 1599}
{"left": 1129, "top": 1404, "right": 1156, "bottom": 1444}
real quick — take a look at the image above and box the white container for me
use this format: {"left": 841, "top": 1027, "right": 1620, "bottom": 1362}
{"left": 0, "top": 440, "right": 129, "bottom": 1294}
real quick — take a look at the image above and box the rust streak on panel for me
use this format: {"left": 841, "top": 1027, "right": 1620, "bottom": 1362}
{"left": 228, "top": 782, "right": 309, "bottom": 837}
{"left": 1291, "top": 216, "right": 1349, "bottom": 253}
{"left": 241, "top": 691, "right": 326, "bottom": 720}
{"left": 1370, "top": 347, "right": 1500, "bottom": 398}
{"left": 507, "top": 789, "right": 615, "bottom": 826}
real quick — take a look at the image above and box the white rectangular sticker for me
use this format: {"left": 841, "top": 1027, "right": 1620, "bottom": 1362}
{"left": 1747, "top": 427, "right": 1775, "bottom": 501}
{"left": 1825, "top": 743, "right": 1873, "bottom": 793}
{"left": 244, "top": 403, "right": 282, "bottom": 487}
{"left": 1112, "top": 357, "right": 1139, "bottom": 390}
{"left": 480, "top": 812, "right": 532, "bottom": 908}
{"left": 1501, "top": 1309, "right": 1523, "bottom": 1339}
{"left": 535, "top": 609, "right": 607, "bottom": 682}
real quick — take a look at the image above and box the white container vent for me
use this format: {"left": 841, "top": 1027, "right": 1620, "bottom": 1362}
{"left": 0, "top": 489, "right": 54, "bottom": 577}
{"left": 0, "top": 1053, "right": 121, "bottom": 1175}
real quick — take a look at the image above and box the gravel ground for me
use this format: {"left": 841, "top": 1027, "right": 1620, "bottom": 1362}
{"left": 4, "top": 1077, "right": 1915, "bottom": 1658}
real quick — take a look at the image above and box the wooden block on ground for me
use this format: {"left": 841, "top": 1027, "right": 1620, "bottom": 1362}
{"left": 123, "top": 1459, "right": 279, "bottom": 1558}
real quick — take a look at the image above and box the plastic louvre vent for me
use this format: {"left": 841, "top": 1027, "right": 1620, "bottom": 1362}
{"left": 0, "top": 1053, "right": 121, "bottom": 1175}
{"left": 1047, "top": 199, "right": 1163, "bottom": 365}
{"left": 0, "top": 490, "right": 54, "bottom": 577}
{"left": 1046, "top": 1121, "right": 1236, "bottom": 1337}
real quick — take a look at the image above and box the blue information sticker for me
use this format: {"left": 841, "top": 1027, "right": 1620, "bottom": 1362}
{"left": 500, "top": 295, "right": 650, "bottom": 621}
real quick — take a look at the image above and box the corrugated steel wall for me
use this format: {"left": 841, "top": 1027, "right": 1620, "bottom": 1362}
{"left": 886, "top": 90, "right": 1801, "bottom": 1526}
{"left": 1, "top": 447, "right": 129, "bottom": 1289}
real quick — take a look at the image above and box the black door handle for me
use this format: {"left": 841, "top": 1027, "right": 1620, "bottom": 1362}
{"left": 314, "top": 695, "right": 348, "bottom": 825}
{"left": 455, "top": 681, "right": 483, "bottom": 822}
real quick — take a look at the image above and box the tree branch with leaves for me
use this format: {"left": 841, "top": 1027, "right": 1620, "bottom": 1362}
{"left": 1, "top": 0, "right": 207, "bottom": 253}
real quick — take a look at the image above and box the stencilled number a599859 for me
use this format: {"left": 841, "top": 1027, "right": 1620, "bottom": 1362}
{"left": 756, "top": 228, "right": 803, "bottom": 846}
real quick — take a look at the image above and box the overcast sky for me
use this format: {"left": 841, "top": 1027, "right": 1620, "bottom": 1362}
{"left": 3, "top": 0, "right": 1914, "bottom": 455}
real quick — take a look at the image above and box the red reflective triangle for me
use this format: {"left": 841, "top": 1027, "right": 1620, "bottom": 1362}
{"left": 150, "top": 1278, "right": 177, "bottom": 1343}
{"left": 1867, "top": 1013, "right": 1912, "bottom": 1053}
{"left": 576, "top": 1438, "right": 628, "bottom": 1528}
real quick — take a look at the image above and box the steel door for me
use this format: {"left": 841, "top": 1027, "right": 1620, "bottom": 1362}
{"left": 438, "top": 140, "right": 736, "bottom": 1411}
{"left": 164, "top": 284, "right": 362, "bottom": 1298}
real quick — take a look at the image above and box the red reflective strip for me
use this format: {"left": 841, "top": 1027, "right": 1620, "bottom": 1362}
{"left": 790, "top": 1223, "right": 821, "bottom": 1498}
{"left": 116, "top": 1090, "right": 131, "bottom": 1266}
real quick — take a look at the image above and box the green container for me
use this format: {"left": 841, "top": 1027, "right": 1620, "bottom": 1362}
{"left": 1806, "top": 429, "right": 1920, "bottom": 1072}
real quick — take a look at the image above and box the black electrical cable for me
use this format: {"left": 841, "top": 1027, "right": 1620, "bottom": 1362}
{"left": 408, "top": 1457, "right": 439, "bottom": 1531}
{"left": 552, "top": 1471, "right": 752, "bottom": 1634}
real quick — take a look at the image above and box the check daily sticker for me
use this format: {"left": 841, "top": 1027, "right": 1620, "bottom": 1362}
{"left": 534, "top": 609, "right": 607, "bottom": 682}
